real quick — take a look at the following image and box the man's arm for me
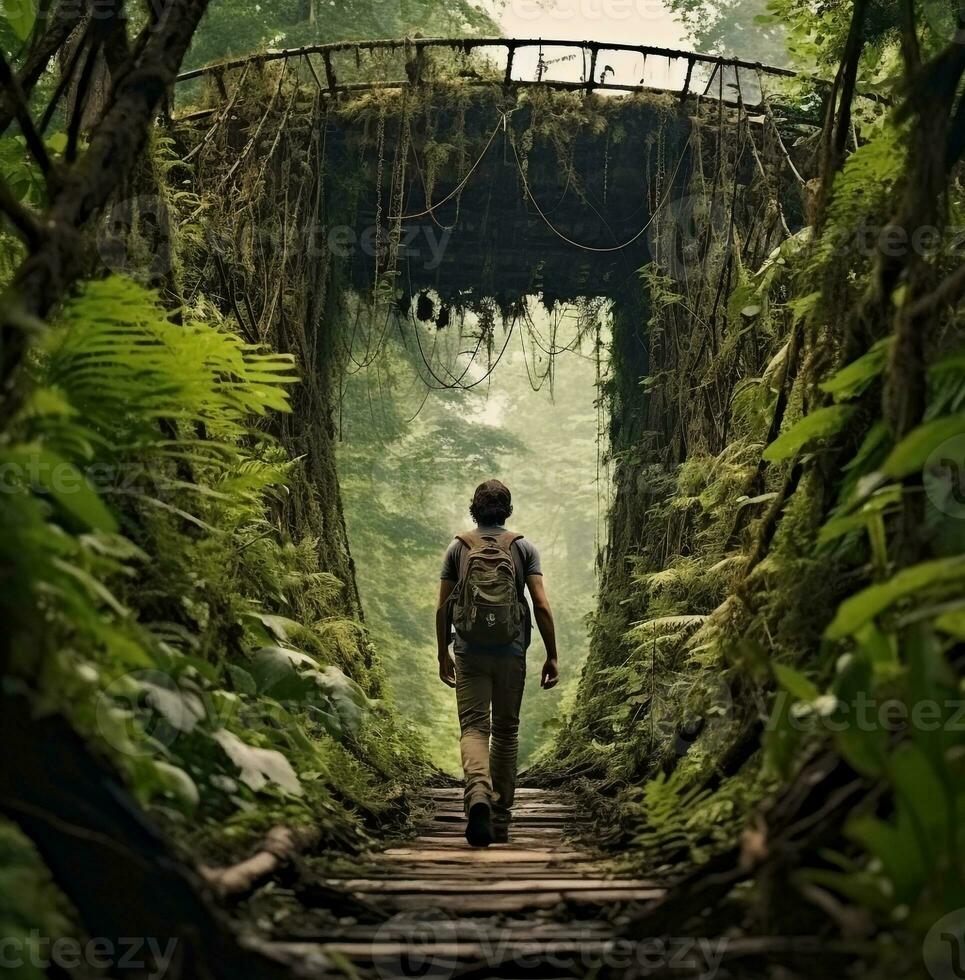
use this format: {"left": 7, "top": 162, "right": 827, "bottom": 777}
{"left": 436, "top": 579, "right": 456, "bottom": 688}
{"left": 527, "top": 575, "right": 559, "bottom": 690}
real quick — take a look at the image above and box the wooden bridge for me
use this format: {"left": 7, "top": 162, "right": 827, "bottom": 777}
{"left": 172, "top": 35, "right": 824, "bottom": 311}
{"left": 263, "top": 786, "right": 669, "bottom": 978}
{"left": 176, "top": 34, "right": 805, "bottom": 106}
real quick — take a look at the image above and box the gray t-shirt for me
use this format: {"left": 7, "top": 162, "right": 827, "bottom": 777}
{"left": 441, "top": 525, "right": 541, "bottom": 656}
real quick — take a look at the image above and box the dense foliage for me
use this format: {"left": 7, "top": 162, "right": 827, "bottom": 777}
{"left": 185, "top": 0, "right": 497, "bottom": 71}
{"left": 3, "top": 271, "right": 421, "bottom": 825}
{"left": 539, "top": 0, "right": 965, "bottom": 971}
{"left": 2, "top": 0, "right": 965, "bottom": 976}
{"left": 666, "top": 0, "right": 788, "bottom": 64}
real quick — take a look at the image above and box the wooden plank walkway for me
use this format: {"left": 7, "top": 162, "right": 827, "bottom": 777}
{"left": 265, "top": 786, "right": 667, "bottom": 978}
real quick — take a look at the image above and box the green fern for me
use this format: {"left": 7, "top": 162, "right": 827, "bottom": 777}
{"left": 624, "top": 769, "right": 713, "bottom": 865}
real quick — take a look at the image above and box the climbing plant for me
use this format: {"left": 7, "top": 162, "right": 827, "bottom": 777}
{"left": 540, "top": 1, "right": 965, "bottom": 973}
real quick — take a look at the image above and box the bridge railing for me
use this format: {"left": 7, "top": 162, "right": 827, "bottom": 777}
{"left": 175, "top": 35, "right": 814, "bottom": 109}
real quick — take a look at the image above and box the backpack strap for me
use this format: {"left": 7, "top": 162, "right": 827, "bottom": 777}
{"left": 498, "top": 532, "right": 526, "bottom": 599}
{"left": 503, "top": 534, "right": 531, "bottom": 648}
{"left": 455, "top": 529, "right": 484, "bottom": 552}
{"left": 454, "top": 529, "right": 483, "bottom": 583}
{"left": 445, "top": 533, "right": 478, "bottom": 637}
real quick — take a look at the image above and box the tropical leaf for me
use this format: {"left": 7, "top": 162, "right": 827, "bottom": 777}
{"left": 3, "top": 0, "right": 36, "bottom": 39}
{"left": 825, "top": 557, "right": 965, "bottom": 639}
{"left": 212, "top": 729, "right": 303, "bottom": 796}
{"left": 819, "top": 339, "right": 891, "bottom": 401}
{"left": 250, "top": 646, "right": 320, "bottom": 700}
{"left": 310, "top": 665, "right": 371, "bottom": 735}
{"left": 763, "top": 405, "right": 855, "bottom": 462}
{"left": 0, "top": 444, "right": 117, "bottom": 532}
{"left": 773, "top": 663, "right": 821, "bottom": 701}
{"left": 148, "top": 761, "right": 200, "bottom": 811}
{"left": 882, "top": 414, "right": 965, "bottom": 478}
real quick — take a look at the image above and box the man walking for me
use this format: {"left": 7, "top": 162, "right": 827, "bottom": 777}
{"left": 436, "top": 479, "right": 559, "bottom": 847}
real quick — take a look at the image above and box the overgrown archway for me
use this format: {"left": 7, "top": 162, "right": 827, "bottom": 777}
{"left": 167, "top": 55, "right": 810, "bottom": 772}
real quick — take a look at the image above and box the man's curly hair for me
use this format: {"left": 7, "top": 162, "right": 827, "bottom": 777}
{"left": 470, "top": 479, "right": 513, "bottom": 526}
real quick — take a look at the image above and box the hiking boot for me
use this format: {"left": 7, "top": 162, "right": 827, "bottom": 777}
{"left": 492, "top": 825, "right": 509, "bottom": 844}
{"left": 465, "top": 801, "right": 494, "bottom": 847}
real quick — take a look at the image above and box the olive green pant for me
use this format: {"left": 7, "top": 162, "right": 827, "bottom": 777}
{"left": 454, "top": 652, "right": 526, "bottom": 830}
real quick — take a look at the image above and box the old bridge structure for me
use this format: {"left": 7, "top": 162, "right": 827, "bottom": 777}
{"left": 173, "top": 36, "right": 813, "bottom": 308}
{"left": 0, "top": 13, "right": 894, "bottom": 977}
{"left": 167, "top": 35, "right": 819, "bottom": 499}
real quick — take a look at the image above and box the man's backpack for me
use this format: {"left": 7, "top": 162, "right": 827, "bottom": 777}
{"left": 449, "top": 529, "right": 525, "bottom": 648}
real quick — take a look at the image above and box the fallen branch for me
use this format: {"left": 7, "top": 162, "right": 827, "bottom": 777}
{"left": 200, "top": 825, "right": 321, "bottom": 901}
{"left": 198, "top": 823, "right": 387, "bottom": 922}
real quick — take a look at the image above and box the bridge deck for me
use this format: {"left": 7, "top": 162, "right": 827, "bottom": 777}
{"left": 262, "top": 787, "right": 667, "bottom": 977}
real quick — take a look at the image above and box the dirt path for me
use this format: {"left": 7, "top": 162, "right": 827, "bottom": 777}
{"left": 267, "top": 787, "right": 665, "bottom": 978}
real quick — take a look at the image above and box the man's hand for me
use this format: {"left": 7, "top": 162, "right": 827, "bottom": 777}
{"left": 436, "top": 581, "right": 456, "bottom": 688}
{"left": 438, "top": 652, "right": 456, "bottom": 688}
{"left": 528, "top": 577, "right": 559, "bottom": 690}
{"left": 540, "top": 657, "right": 559, "bottom": 690}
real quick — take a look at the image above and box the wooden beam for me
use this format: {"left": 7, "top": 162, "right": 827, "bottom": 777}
{"left": 325, "top": 877, "right": 660, "bottom": 893}
{"left": 176, "top": 35, "right": 800, "bottom": 85}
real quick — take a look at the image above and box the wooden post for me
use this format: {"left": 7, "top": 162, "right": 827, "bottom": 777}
{"left": 586, "top": 44, "right": 599, "bottom": 94}
{"left": 702, "top": 58, "right": 722, "bottom": 97}
{"left": 322, "top": 49, "right": 337, "bottom": 96}
{"left": 680, "top": 57, "right": 693, "bottom": 103}
{"left": 303, "top": 52, "right": 323, "bottom": 90}
{"left": 213, "top": 67, "right": 228, "bottom": 100}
